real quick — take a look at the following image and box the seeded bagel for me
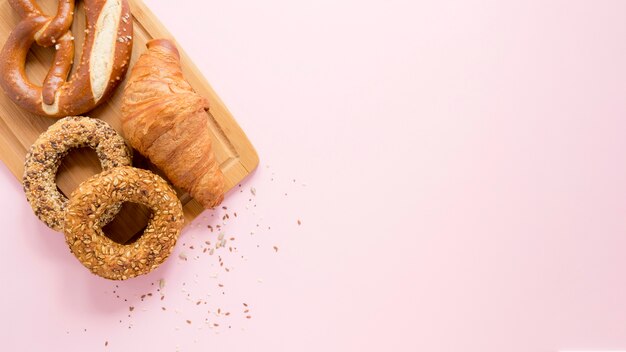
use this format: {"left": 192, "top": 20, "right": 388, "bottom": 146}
{"left": 64, "top": 166, "right": 184, "bottom": 280}
{"left": 23, "top": 116, "right": 132, "bottom": 231}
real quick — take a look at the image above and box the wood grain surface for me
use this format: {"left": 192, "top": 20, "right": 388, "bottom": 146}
{"left": 0, "top": 0, "right": 258, "bottom": 243}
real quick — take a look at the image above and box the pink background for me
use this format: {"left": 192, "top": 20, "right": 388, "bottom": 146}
{"left": 2, "top": 0, "right": 626, "bottom": 351}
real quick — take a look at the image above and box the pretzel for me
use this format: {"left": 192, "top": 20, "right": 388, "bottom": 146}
{"left": 0, "top": 0, "right": 133, "bottom": 117}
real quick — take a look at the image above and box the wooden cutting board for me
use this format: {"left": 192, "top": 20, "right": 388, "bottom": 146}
{"left": 0, "top": 0, "right": 258, "bottom": 243}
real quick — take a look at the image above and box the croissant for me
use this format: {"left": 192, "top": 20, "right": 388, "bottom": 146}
{"left": 120, "top": 39, "right": 225, "bottom": 208}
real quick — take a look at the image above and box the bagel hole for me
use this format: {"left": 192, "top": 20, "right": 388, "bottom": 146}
{"left": 55, "top": 147, "right": 103, "bottom": 196}
{"left": 103, "top": 202, "right": 153, "bottom": 245}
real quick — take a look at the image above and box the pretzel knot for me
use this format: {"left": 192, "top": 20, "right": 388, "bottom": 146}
{"left": 0, "top": 0, "right": 133, "bottom": 117}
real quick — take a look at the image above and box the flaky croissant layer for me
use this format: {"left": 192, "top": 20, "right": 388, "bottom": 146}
{"left": 120, "top": 39, "right": 225, "bottom": 208}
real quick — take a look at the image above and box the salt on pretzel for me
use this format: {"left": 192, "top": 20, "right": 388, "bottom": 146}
{"left": 0, "top": 0, "right": 133, "bottom": 117}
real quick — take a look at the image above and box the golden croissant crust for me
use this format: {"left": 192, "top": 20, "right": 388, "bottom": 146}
{"left": 120, "top": 39, "right": 225, "bottom": 208}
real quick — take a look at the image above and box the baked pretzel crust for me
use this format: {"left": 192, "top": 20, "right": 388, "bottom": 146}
{"left": 0, "top": 0, "right": 133, "bottom": 117}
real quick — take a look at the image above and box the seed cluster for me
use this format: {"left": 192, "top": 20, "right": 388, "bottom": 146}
{"left": 23, "top": 116, "right": 132, "bottom": 231}
{"left": 64, "top": 166, "right": 184, "bottom": 280}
